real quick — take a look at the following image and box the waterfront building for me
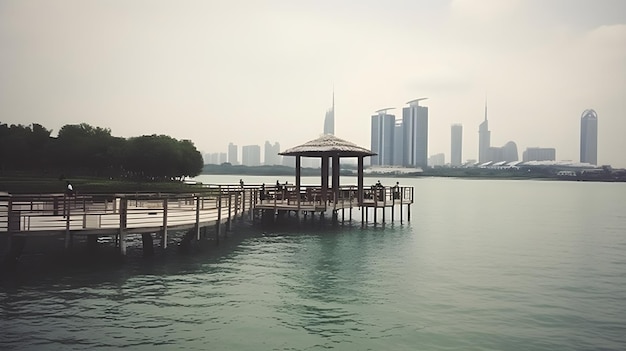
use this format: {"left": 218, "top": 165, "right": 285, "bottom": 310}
{"left": 241, "top": 145, "right": 261, "bottom": 166}
{"left": 219, "top": 153, "right": 227, "bottom": 164}
{"left": 402, "top": 98, "right": 428, "bottom": 168}
{"left": 370, "top": 109, "right": 396, "bottom": 166}
{"left": 488, "top": 141, "right": 519, "bottom": 163}
{"left": 323, "top": 90, "right": 335, "bottom": 135}
{"left": 580, "top": 109, "right": 598, "bottom": 165}
{"left": 522, "top": 147, "right": 556, "bottom": 162}
{"left": 428, "top": 153, "right": 445, "bottom": 167}
{"left": 478, "top": 101, "right": 490, "bottom": 164}
{"left": 228, "top": 142, "right": 238, "bottom": 165}
{"left": 451, "top": 124, "right": 463, "bottom": 166}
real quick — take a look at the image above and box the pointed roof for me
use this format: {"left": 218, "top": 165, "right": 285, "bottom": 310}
{"left": 280, "top": 134, "right": 375, "bottom": 157}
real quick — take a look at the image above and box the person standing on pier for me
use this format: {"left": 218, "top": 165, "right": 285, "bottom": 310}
{"left": 64, "top": 181, "right": 74, "bottom": 218}
{"left": 66, "top": 181, "right": 74, "bottom": 197}
{"left": 393, "top": 182, "right": 400, "bottom": 199}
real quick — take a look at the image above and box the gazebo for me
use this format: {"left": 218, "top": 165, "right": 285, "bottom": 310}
{"left": 279, "top": 134, "right": 376, "bottom": 209}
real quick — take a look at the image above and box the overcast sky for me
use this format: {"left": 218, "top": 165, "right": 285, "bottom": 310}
{"left": 1, "top": 0, "right": 625, "bottom": 166}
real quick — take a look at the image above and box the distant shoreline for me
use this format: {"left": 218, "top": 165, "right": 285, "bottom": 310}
{"left": 2, "top": 166, "right": 624, "bottom": 194}
{"left": 200, "top": 164, "right": 626, "bottom": 182}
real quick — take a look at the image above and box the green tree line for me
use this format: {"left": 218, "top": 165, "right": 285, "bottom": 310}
{"left": 0, "top": 122, "right": 203, "bottom": 180}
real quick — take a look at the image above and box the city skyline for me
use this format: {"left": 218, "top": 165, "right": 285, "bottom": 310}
{"left": 1, "top": 1, "right": 624, "bottom": 167}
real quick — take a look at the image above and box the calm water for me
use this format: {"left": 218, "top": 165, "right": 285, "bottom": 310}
{"left": 2, "top": 176, "right": 626, "bottom": 350}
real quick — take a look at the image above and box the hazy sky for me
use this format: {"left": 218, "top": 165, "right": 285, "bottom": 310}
{"left": 1, "top": 0, "right": 625, "bottom": 166}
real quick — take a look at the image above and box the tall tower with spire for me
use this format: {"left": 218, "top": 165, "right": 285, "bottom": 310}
{"left": 478, "top": 98, "right": 491, "bottom": 163}
{"left": 323, "top": 89, "right": 335, "bottom": 135}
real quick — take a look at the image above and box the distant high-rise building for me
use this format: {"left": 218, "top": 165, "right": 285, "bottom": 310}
{"left": 478, "top": 100, "right": 490, "bottom": 163}
{"left": 393, "top": 121, "right": 404, "bottom": 166}
{"left": 370, "top": 109, "right": 396, "bottom": 166}
{"left": 323, "top": 90, "right": 335, "bottom": 135}
{"left": 228, "top": 142, "right": 238, "bottom": 165}
{"left": 580, "top": 109, "right": 598, "bottom": 165}
{"left": 451, "top": 124, "right": 463, "bottom": 166}
{"left": 219, "top": 152, "right": 227, "bottom": 164}
{"left": 241, "top": 145, "right": 261, "bottom": 166}
{"left": 264, "top": 141, "right": 281, "bottom": 165}
{"left": 282, "top": 155, "right": 296, "bottom": 168}
{"left": 523, "top": 147, "right": 556, "bottom": 162}
{"left": 209, "top": 153, "right": 219, "bottom": 164}
{"left": 488, "top": 141, "right": 518, "bottom": 163}
{"left": 402, "top": 98, "right": 428, "bottom": 168}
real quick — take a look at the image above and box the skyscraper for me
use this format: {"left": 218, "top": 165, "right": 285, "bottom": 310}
{"left": 264, "top": 141, "right": 281, "bottom": 165}
{"left": 370, "top": 109, "right": 395, "bottom": 166}
{"left": 402, "top": 98, "right": 428, "bottom": 168}
{"left": 393, "top": 121, "right": 404, "bottom": 166}
{"left": 228, "top": 142, "right": 238, "bottom": 165}
{"left": 580, "top": 109, "right": 598, "bottom": 165}
{"left": 451, "top": 124, "right": 463, "bottom": 166}
{"left": 478, "top": 101, "right": 490, "bottom": 163}
{"left": 241, "top": 145, "right": 261, "bottom": 166}
{"left": 323, "top": 90, "right": 335, "bottom": 135}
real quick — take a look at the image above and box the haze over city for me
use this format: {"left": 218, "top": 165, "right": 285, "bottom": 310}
{"left": 1, "top": 0, "right": 625, "bottom": 167}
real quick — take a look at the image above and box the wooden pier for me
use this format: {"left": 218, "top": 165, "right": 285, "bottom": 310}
{"left": 0, "top": 182, "right": 413, "bottom": 262}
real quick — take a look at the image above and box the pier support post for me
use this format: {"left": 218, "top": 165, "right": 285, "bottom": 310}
{"left": 161, "top": 199, "right": 168, "bottom": 249}
{"left": 216, "top": 191, "right": 222, "bottom": 242}
{"left": 227, "top": 192, "right": 232, "bottom": 232}
{"left": 119, "top": 197, "right": 128, "bottom": 256}
{"left": 64, "top": 196, "right": 72, "bottom": 250}
{"left": 407, "top": 204, "right": 411, "bottom": 222}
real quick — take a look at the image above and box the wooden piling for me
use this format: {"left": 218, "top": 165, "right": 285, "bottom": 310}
{"left": 119, "top": 197, "right": 128, "bottom": 255}
{"left": 215, "top": 190, "right": 222, "bottom": 241}
{"left": 161, "top": 199, "right": 168, "bottom": 249}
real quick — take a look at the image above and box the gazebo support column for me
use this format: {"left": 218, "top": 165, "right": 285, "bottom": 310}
{"left": 321, "top": 155, "right": 329, "bottom": 205}
{"left": 332, "top": 154, "right": 340, "bottom": 207}
{"left": 296, "top": 156, "right": 302, "bottom": 223}
{"left": 357, "top": 156, "right": 364, "bottom": 206}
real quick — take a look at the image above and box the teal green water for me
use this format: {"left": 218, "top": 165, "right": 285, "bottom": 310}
{"left": 2, "top": 177, "right": 626, "bottom": 350}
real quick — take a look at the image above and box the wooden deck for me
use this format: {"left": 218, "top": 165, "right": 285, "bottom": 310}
{"left": 0, "top": 183, "right": 414, "bottom": 259}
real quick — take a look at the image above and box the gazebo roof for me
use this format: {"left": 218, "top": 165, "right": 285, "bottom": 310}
{"left": 280, "top": 134, "right": 375, "bottom": 157}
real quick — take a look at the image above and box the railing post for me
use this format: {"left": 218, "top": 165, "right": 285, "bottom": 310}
{"left": 161, "top": 198, "right": 168, "bottom": 249}
{"left": 195, "top": 195, "right": 201, "bottom": 241}
{"left": 6, "top": 198, "right": 14, "bottom": 254}
{"left": 216, "top": 187, "right": 222, "bottom": 241}
{"left": 241, "top": 188, "right": 245, "bottom": 219}
{"left": 65, "top": 197, "right": 72, "bottom": 250}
